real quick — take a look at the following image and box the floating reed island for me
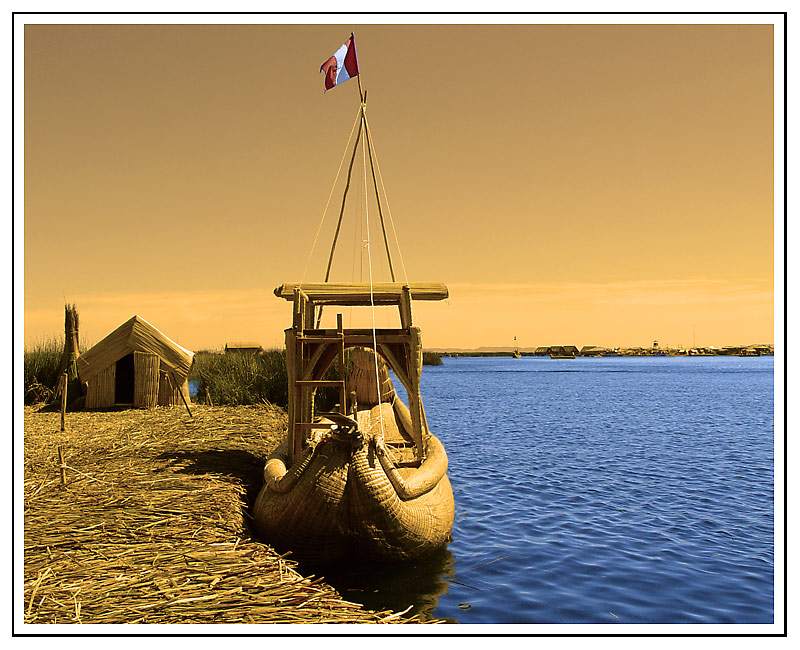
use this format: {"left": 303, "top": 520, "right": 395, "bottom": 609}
{"left": 23, "top": 404, "right": 438, "bottom": 624}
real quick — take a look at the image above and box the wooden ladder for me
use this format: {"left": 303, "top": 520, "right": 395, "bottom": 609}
{"left": 286, "top": 289, "right": 348, "bottom": 463}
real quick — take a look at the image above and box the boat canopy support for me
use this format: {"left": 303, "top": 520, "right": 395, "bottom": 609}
{"left": 281, "top": 283, "right": 446, "bottom": 465}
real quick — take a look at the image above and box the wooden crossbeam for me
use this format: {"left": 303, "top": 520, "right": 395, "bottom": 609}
{"left": 275, "top": 282, "right": 448, "bottom": 305}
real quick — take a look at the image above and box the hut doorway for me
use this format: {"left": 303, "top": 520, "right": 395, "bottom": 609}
{"left": 115, "top": 353, "right": 135, "bottom": 404}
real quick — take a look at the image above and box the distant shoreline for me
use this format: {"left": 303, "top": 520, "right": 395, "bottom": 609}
{"left": 427, "top": 344, "right": 774, "bottom": 358}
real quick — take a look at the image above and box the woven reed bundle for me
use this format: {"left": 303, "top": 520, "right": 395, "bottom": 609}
{"left": 254, "top": 345, "right": 453, "bottom": 563}
{"left": 348, "top": 438, "right": 454, "bottom": 561}
{"left": 345, "top": 347, "right": 395, "bottom": 406}
{"left": 23, "top": 404, "right": 437, "bottom": 625}
{"left": 253, "top": 428, "right": 454, "bottom": 563}
{"left": 255, "top": 438, "right": 354, "bottom": 562}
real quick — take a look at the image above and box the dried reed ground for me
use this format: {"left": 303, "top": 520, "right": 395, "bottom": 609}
{"left": 23, "top": 404, "right": 434, "bottom": 625}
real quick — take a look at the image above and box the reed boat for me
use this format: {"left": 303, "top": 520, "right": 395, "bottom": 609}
{"left": 253, "top": 39, "right": 454, "bottom": 563}
{"left": 253, "top": 283, "right": 454, "bottom": 563}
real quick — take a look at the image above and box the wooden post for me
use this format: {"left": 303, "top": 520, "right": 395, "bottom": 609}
{"left": 304, "top": 299, "right": 316, "bottom": 330}
{"left": 168, "top": 372, "right": 193, "bottom": 418}
{"left": 177, "top": 385, "right": 193, "bottom": 418}
{"left": 293, "top": 288, "right": 309, "bottom": 330}
{"left": 60, "top": 373, "right": 67, "bottom": 432}
{"left": 337, "top": 313, "right": 346, "bottom": 414}
{"left": 407, "top": 327, "right": 426, "bottom": 460}
{"left": 295, "top": 288, "right": 313, "bottom": 449}
{"left": 285, "top": 327, "right": 299, "bottom": 465}
{"left": 57, "top": 445, "right": 67, "bottom": 488}
{"left": 399, "top": 284, "right": 413, "bottom": 329}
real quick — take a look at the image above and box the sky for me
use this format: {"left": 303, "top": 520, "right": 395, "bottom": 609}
{"left": 20, "top": 17, "right": 779, "bottom": 351}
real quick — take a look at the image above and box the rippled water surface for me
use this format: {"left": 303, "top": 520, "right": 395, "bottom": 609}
{"left": 319, "top": 356, "right": 774, "bottom": 624}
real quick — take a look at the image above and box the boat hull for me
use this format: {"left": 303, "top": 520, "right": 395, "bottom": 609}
{"left": 252, "top": 434, "right": 454, "bottom": 563}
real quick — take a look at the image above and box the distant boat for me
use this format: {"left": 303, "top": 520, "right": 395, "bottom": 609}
{"left": 549, "top": 353, "right": 576, "bottom": 359}
{"left": 512, "top": 336, "right": 521, "bottom": 358}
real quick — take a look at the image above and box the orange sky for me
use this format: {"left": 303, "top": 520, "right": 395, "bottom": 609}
{"left": 21, "top": 19, "right": 778, "bottom": 351}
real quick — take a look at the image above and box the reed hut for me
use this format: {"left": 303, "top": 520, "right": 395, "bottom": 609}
{"left": 580, "top": 345, "right": 608, "bottom": 357}
{"left": 544, "top": 345, "right": 580, "bottom": 358}
{"left": 76, "top": 315, "right": 194, "bottom": 409}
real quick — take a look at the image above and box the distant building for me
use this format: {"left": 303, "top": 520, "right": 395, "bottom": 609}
{"left": 718, "top": 346, "right": 745, "bottom": 356}
{"left": 548, "top": 345, "right": 579, "bottom": 358}
{"left": 580, "top": 345, "right": 608, "bottom": 357}
{"left": 620, "top": 347, "right": 646, "bottom": 356}
{"left": 225, "top": 341, "right": 264, "bottom": 355}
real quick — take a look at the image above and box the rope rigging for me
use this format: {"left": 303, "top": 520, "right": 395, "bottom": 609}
{"left": 304, "top": 82, "right": 405, "bottom": 438}
{"left": 361, "top": 107, "right": 386, "bottom": 439}
{"left": 300, "top": 110, "right": 361, "bottom": 285}
{"left": 312, "top": 87, "right": 407, "bottom": 328}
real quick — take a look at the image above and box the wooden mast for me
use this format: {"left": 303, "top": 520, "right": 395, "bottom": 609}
{"left": 320, "top": 122, "right": 363, "bottom": 291}
{"left": 363, "top": 116, "right": 395, "bottom": 282}
{"left": 285, "top": 65, "right": 439, "bottom": 464}
{"left": 358, "top": 72, "right": 396, "bottom": 282}
{"left": 316, "top": 74, "right": 396, "bottom": 326}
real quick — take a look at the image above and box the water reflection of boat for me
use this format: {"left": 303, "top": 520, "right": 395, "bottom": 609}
{"left": 312, "top": 546, "right": 457, "bottom": 621}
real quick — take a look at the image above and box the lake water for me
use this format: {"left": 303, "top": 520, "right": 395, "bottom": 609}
{"left": 317, "top": 355, "right": 775, "bottom": 625}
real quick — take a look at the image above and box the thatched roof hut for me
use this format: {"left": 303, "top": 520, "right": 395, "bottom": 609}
{"left": 580, "top": 345, "right": 608, "bottom": 357}
{"left": 76, "top": 315, "right": 194, "bottom": 409}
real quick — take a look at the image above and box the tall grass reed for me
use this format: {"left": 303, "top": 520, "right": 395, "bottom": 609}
{"left": 190, "top": 350, "right": 290, "bottom": 408}
{"left": 24, "top": 337, "right": 64, "bottom": 404}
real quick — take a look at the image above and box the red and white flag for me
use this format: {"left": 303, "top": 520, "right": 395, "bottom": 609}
{"left": 320, "top": 34, "right": 359, "bottom": 92}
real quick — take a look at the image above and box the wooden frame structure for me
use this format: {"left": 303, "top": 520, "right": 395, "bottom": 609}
{"left": 275, "top": 281, "right": 448, "bottom": 465}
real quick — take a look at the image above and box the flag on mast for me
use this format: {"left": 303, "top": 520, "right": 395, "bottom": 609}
{"left": 320, "top": 33, "right": 359, "bottom": 92}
